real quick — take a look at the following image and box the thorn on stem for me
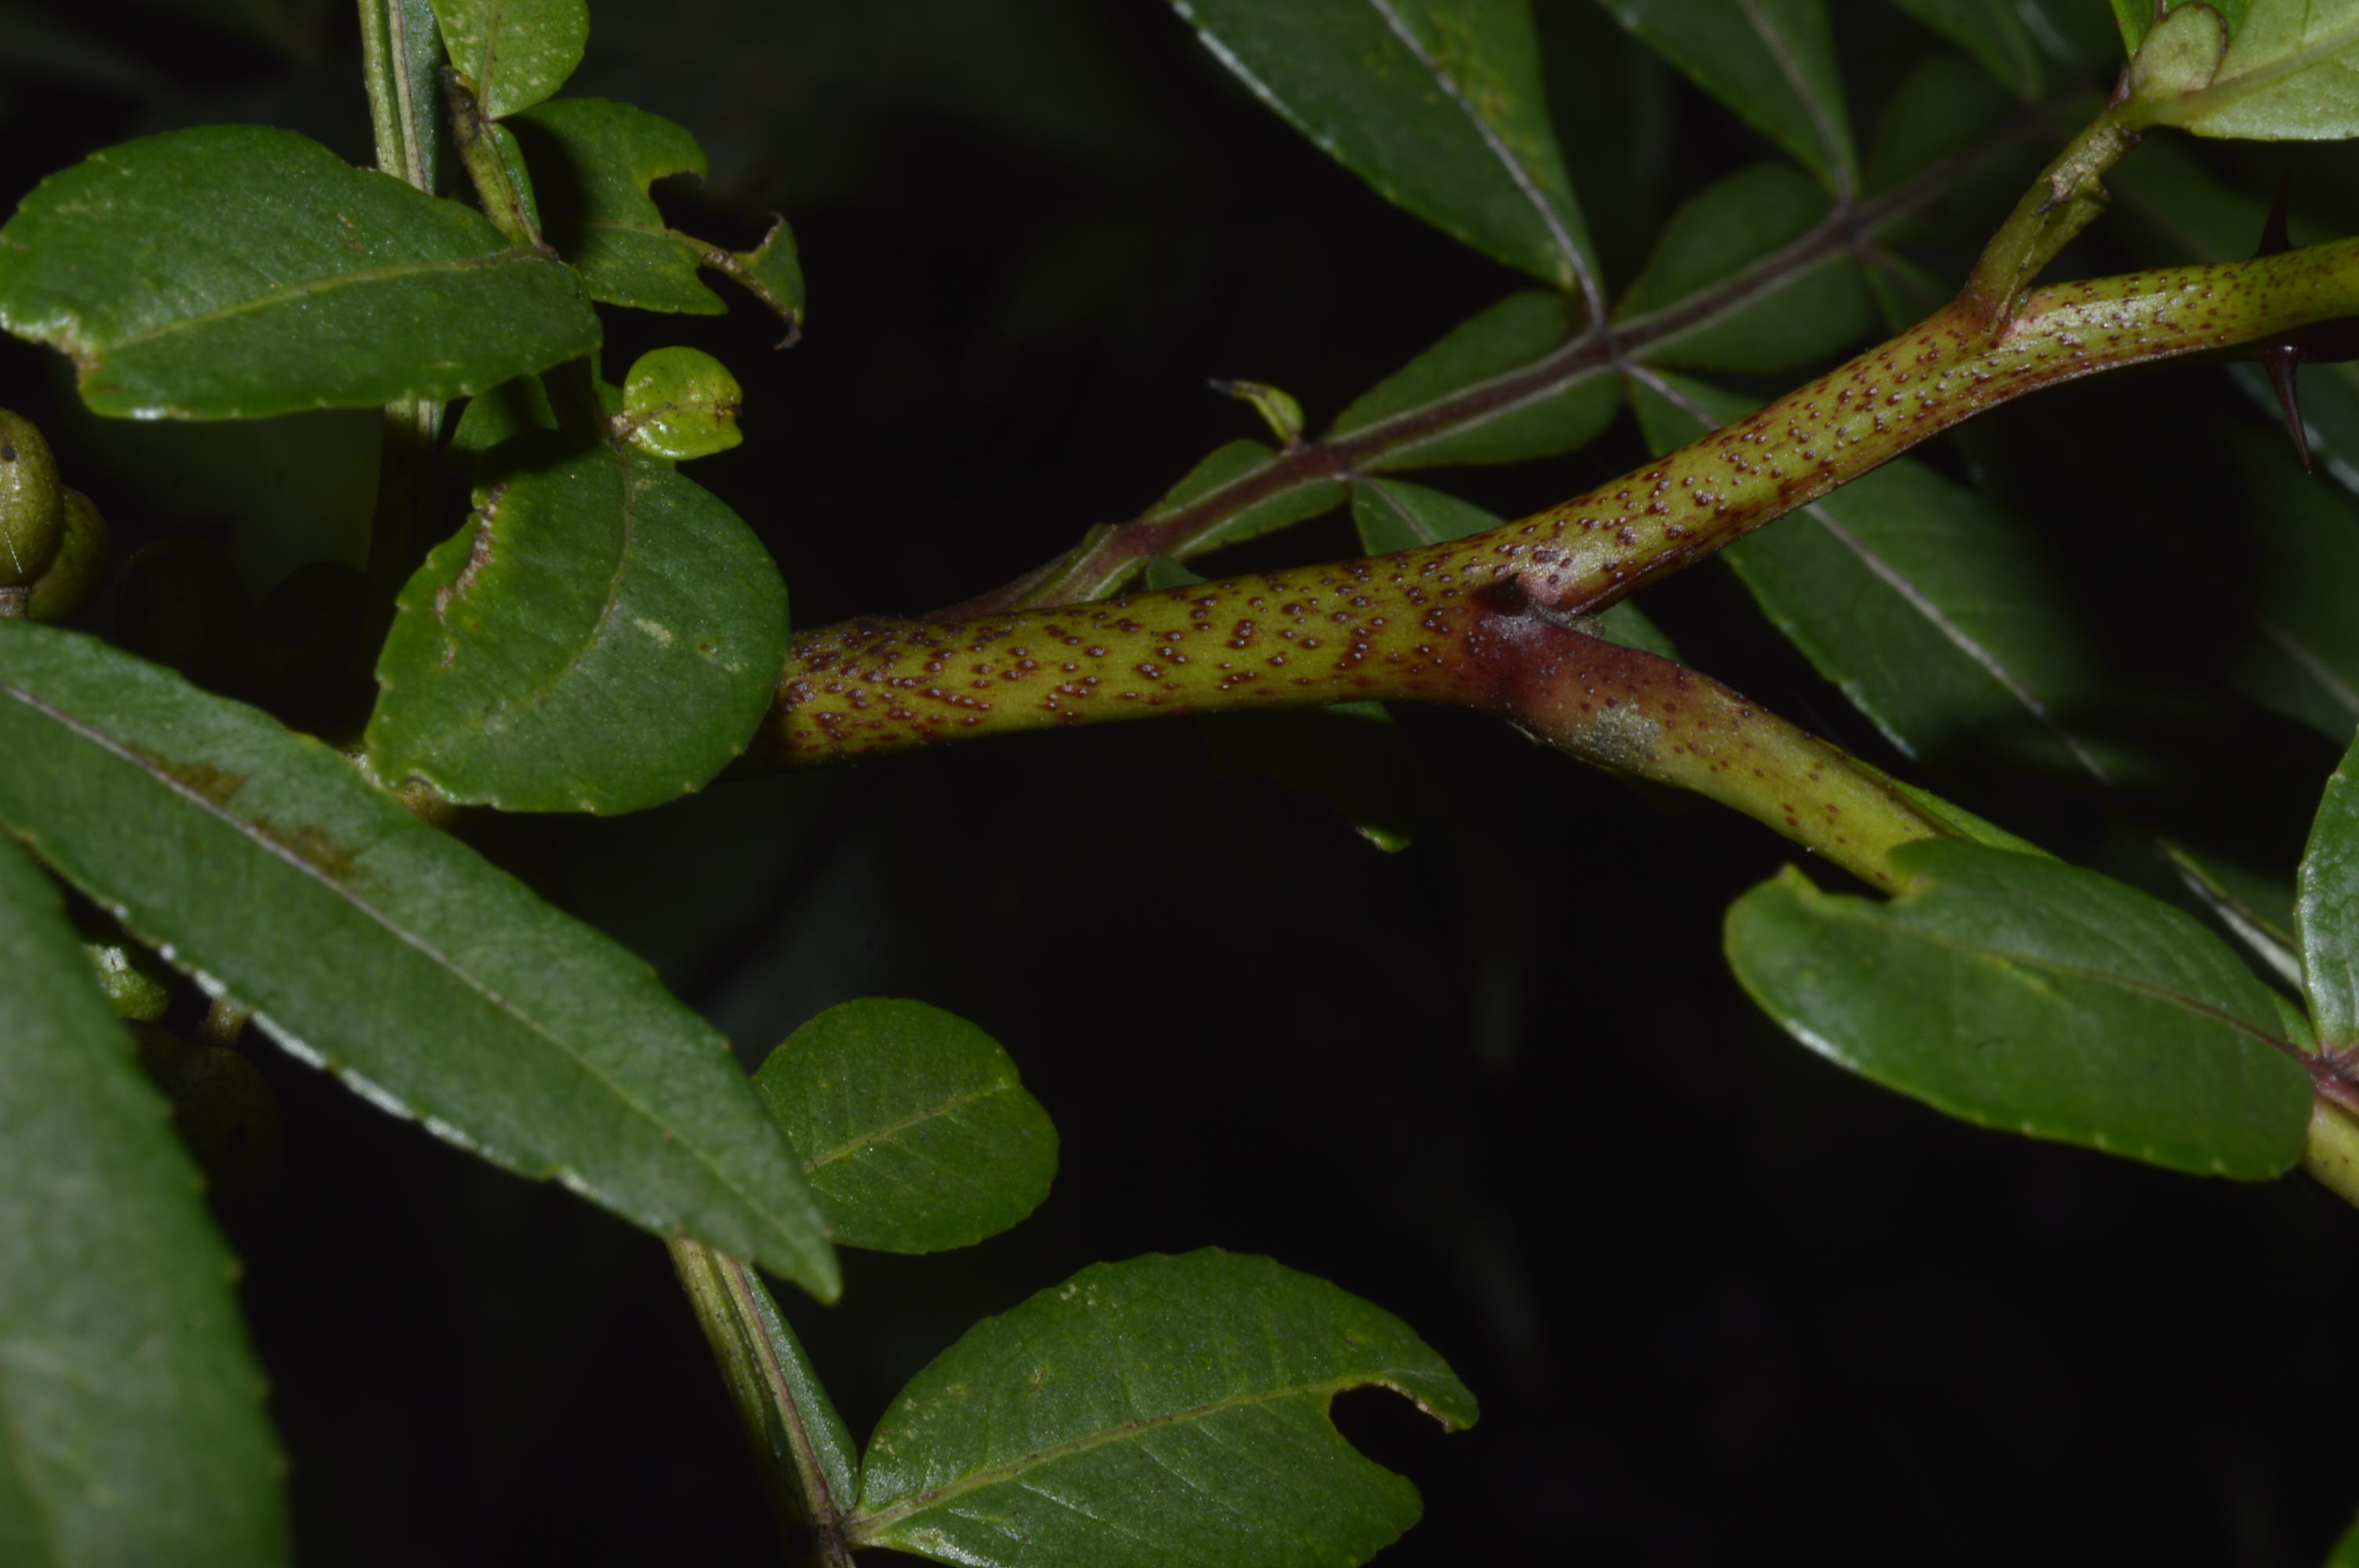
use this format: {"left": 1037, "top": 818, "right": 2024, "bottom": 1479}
{"left": 2254, "top": 168, "right": 2311, "bottom": 473}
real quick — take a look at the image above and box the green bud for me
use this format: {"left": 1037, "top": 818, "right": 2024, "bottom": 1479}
{"left": 620, "top": 346, "right": 744, "bottom": 460}
{"left": 25, "top": 489, "right": 111, "bottom": 622}
{"left": 0, "top": 408, "right": 64, "bottom": 586}
{"left": 85, "top": 938, "right": 174, "bottom": 1022}
{"left": 2128, "top": 2, "right": 2227, "bottom": 103}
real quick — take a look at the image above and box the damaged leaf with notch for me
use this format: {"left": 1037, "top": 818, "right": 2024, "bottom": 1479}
{"left": 369, "top": 434, "right": 788, "bottom": 812}
{"left": 849, "top": 1250, "right": 1477, "bottom": 1568}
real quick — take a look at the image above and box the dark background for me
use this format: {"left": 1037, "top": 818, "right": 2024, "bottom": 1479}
{"left": 8, "top": 2, "right": 2359, "bottom": 1563}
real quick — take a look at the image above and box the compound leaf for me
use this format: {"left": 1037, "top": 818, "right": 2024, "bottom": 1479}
{"left": 367, "top": 434, "right": 789, "bottom": 814}
{"left": 849, "top": 1250, "right": 1477, "bottom": 1568}
{"left": 1328, "top": 290, "right": 1619, "bottom": 470}
{"left": 1616, "top": 162, "right": 1870, "bottom": 373}
{"left": 1726, "top": 840, "right": 2314, "bottom": 1178}
{"left": 1889, "top": 0, "right": 2045, "bottom": 96}
{"left": 0, "top": 621, "right": 838, "bottom": 1298}
{"left": 0, "top": 837, "right": 287, "bottom": 1568}
{"left": 0, "top": 126, "right": 599, "bottom": 419}
{"left": 753, "top": 999, "right": 1056, "bottom": 1254}
{"left": 1168, "top": 0, "right": 1599, "bottom": 298}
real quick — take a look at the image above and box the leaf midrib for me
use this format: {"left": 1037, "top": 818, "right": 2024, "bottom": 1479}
{"left": 848, "top": 1370, "right": 1429, "bottom": 1541}
{"left": 803, "top": 1080, "right": 1009, "bottom": 1174}
{"left": 0, "top": 672, "right": 813, "bottom": 1274}
{"left": 2174, "top": 12, "right": 2359, "bottom": 122}
{"left": 402, "top": 447, "right": 642, "bottom": 775}
{"left": 1862, "top": 898, "right": 2300, "bottom": 1064}
{"left": 97, "top": 249, "right": 554, "bottom": 354}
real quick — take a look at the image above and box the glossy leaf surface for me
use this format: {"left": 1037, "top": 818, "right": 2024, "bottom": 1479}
{"left": 1726, "top": 840, "right": 2313, "bottom": 1178}
{"left": 0, "top": 837, "right": 286, "bottom": 1568}
{"left": 1167, "top": 0, "right": 1598, "bottom": 296}
{"left": 0, "top": 622, "right": 837, "bottom": 1297}
{"left": 2139, "top": 0, "right": 2359, "bottom": 138}
{"left": 1329, "top": 290, "right": 1617, "bottom": 470}
{"left": 753, "top": 999, "right": 1056, "bottom": 1254}
{"left": 430, "top": 0, "right": 587, "bottom": 118}
{"left": 2300, "top": 728, "right": 2359, "bottom": 1051}
{"left": 1631, "top": 372, "right": 2108, "bottom": 776}
{"left": 368, "top": 437, "right": 788, "bottom": 813}
{"left": 850, "top": 1250, "right": 1477, "bottom": 1568}
{"left": 621, "top": 346, "right": 743, "bottom": 459}
{"left": 509, "top": 97, "right": 724, "bottom": 314}
{"left": 0, "top": 127, "right": 599, "bottom": 419}
{"left": 1601, "top": 0, "right": 1856, "bottom": 194}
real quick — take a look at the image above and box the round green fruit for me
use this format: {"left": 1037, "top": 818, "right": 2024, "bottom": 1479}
{"left": 25, "top": 489, "right": 111, "bottom": 622}
{"left": 0, "top": 408, "right": 64, "bottom": 586}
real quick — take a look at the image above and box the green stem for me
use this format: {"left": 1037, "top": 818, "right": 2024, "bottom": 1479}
{"left": 941, "top": 93, "right": 2070, "bottom": 617}
{"left": 667, "top": 1238, "right": 856, "bottom": 1568}
{"left": 357, "top": 0, "right": 446, "bottom": 607}
{"left": 2302, "top": 1102, "right": 2359, "bottom": 1209}
{"left": 1960, "top": 103, "right": 2139, "bottom": 321}
{"left": 751, "top": 237, "right": 2359, "bottom": 877}
{"left": 442, "top": 71, "right": 540, "bottom": 246}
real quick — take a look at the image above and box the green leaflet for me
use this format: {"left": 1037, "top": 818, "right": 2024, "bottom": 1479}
{"left": 430, "top": 0, "right": 586, "bottom": 118}
{"left": 0, "top": 126, "right": 600, "bottom": 419}
{"left": 752, "top": 999, "right": 1057, "bottom": 1254}
{"left": 1601, "top": 0, "right": 1857, "bottom": 195}
{"left": 1725, "top": 840, "right": 2314, "bottom": 1178}
{"left": 850, "top": 1250, "right": 1478, "bottom": 1568}
{"left": 1863, "top": 50, "right": 2022, "bottom": 202}
{"left": 0, "top": 622, "right": 838, "bottom": 1298}
{"left": 2299, "top": 727, "right": 2359, "bottom": 1051}
{"left": 1165, "top": 0, "right": 1599, "bottom": 299}
{"left": 508, "top": 97, "right": 723, "bottom": 314}
{"left": 2110, "top": 0, "right": 2254, "bottom": 56}
{"left": 1141, "top": 440, "right": 1346, "bottom": 553}
{"left": 0, "top": 837, "right": 287, "bottom": 1567}
{"left": 1630, "top": 370, "right": 2111, "bottom": 779}
{"left": 1328, "top": 290, "right": 1619, "bottom": 470}
{"left": 2135, "top": 0, "right": 2359, "bottom": 139}
{"left": 1888, "top": 0, "right": 2045, "bottom": 96}
{"left": 1616, "top": 162, "right": 1871, "bottom": 373}
{"left": 367, "top": 435, "right": 789, "bottom": 814}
